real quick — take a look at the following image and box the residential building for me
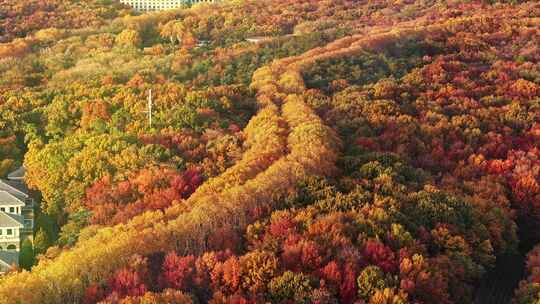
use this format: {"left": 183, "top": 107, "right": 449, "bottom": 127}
{"left": 119, "top": 0, "right": 220, "bottom": 12}
{"left": 0, "top": 167, "right": 35, "bottom": 273}
{"left": 0, "top": 252, "right": 18, "bottom": 274}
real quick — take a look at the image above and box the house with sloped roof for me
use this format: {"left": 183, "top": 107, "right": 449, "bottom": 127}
{"left": 6, "top": 167, "right": 25, "bottom": 181}
{"left": 0, "top": 179, "right": 29, "bottom": 201}
{"left": 0, "top": 251, "right": 18, "bottom": 273}
{"left": 0, "top": 167, "right": 36, "bottom": 273}
{"left": 0, "top": 191, "right": 25, "bottom": 215}
{"left": 0, "top": 167, "right": 34, "bottom": 230}
{"left": 0, "top": 208, "right": 24, "bottom": 251}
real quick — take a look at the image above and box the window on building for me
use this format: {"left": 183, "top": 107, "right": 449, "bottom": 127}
{"left": 7, "top": 229, "right": 12, "bottom": 235}
{"left": 24, "top": 219, "right": 33, "bottom": 229}
{"left": 0, "top": 229, "right": 3, "bottom": 235}
{"left": 0, "top": 208, "right": 4, "bottom": 212}
{"left": 9, "top": 207, "right": 14, "bottom": 213}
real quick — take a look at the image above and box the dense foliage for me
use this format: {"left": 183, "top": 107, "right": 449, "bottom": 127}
{"left": 514, "top": 244, "right": 540, "bottom": 304}
{"left": 0, "top": 0, "right": 538, "bottom": 303}
{"left": 0, "top": 0, "right": 130, "bottom": 43}
{"left": 82, "top": 151, "right": 518, "bottom": 303}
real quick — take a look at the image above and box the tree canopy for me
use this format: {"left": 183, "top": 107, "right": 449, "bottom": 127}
{"left": 0, "top": 0, "right": 538, "bottom": 303}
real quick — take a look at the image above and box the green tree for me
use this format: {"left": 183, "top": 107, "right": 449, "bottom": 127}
{"left": 34, "top": 228, "right": 50, "bottom": 256}
{"left": 19, "top": 238, "right": 34, "bottom": 270}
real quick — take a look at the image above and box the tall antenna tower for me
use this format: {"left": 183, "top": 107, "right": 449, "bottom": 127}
{"left": 147, "top": 89, "right": 153, "bottom": 127}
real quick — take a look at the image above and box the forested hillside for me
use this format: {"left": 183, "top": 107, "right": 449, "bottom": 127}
{"left": 0, "top": 0, "right": 130, "bottom": 43}
{"left": 0, "top": 0, "right": 539, "bottom": 303}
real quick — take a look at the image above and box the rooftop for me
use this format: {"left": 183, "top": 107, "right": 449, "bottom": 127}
{"left": 0, "top": 251, "right": 18, "bottom": 269}
{"left": 0, "top": 212, "right": 23, "bottom": 228}
{"left": 0, "top": 191, "right": 25, "bottom": 207}
{"left": 0, "top": 180, "right": 29, "bottom": 199}
{"left": 6, "top": 167, "right": 25, "bottom": 181}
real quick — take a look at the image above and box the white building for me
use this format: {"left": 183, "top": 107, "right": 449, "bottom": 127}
{"left": 0, "top": 191, "right": 25, "bottom": 251}
{"left": 0, "top": 167, "right": 35, "bottom": 273}
{"left": 119, "top": 0, "right": 219, "bottom": 12}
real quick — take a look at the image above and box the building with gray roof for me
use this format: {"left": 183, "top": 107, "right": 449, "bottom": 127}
{"left": 6, "top": 167, "right": 25, "bottom": 181}
{"left": 0, "top": 251, "right": 18, "bottom": 273}
{"left": 0, "top": 167, "right": 36, "bottom": 273}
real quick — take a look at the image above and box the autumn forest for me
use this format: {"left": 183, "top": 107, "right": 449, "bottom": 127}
{"left": 0, "top": 0, "right": 539, "bottom": 303}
